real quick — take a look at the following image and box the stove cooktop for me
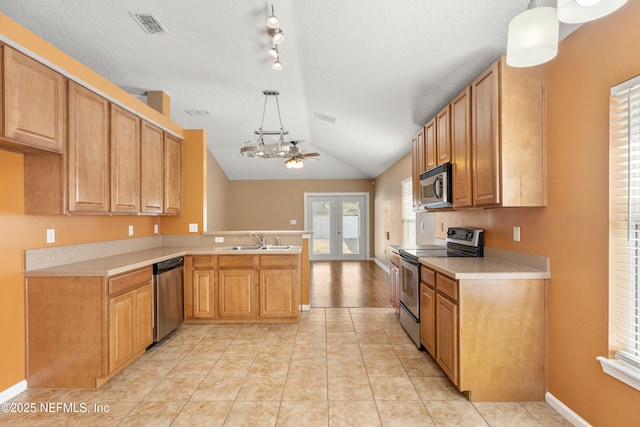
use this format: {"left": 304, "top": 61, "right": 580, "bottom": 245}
{"left": 399, "top": 227, "right": 484, "bottom": 260}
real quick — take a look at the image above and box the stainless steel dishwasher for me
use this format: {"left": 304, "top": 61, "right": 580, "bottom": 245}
{"left": 153, "top": 256, "right": 184, "bottom": 342}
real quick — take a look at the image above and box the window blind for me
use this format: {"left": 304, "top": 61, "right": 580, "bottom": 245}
{"left": 401, "top": 178, "right": 416, "bottom": 246}
{"left": 609, "top": 77, "right": 640, "bottom": 371}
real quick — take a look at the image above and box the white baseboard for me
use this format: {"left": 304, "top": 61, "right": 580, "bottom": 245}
{"left": 545, "top": 392, "right": 592, "bottom": 427}
{"left": 372, "top": 257, "right": 389, "bottom": 273}
{"left": 0, "top": 380, "right": 27, "bottom": 404}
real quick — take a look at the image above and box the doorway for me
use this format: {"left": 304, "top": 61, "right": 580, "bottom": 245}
{"left": 305, "top": 193, "right": 369, "bottom": 261}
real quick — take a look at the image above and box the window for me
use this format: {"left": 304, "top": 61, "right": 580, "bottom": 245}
{"left": 401, "top": 178, "right": 416, "bottom": 246}
{"left": 601, "top": 75, "right": 640, "bottom": 390}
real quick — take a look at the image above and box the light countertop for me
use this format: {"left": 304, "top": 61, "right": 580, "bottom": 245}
{"left": 419, "top": 256, "right": 550, "bottom": 280}
{"left": 24, "top": 246, "right": 303, "bottom": 278}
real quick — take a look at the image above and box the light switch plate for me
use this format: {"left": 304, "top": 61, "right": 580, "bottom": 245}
{"left": 128, "top": 225, "right": 134, "bottom": 236}
{"left": 154, "top": 224, "right": 159, "bottom": 234}
{"left": 189, "top": 223, "right": 198, "bottom": 233}
{"left": 290, "top": 219, "right": 297, "bottom": 225}
{"left": 513, "top": 226, "right": 521, "bottom": 242}
{"left": 46, "top": 229, "right": 55, "bottom": 244}
{"left": 215, "top": 237, "right": 224, "bottom": 243}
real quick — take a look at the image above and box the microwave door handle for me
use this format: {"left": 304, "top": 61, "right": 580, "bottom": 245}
{"left": 433, "top": 176, "right": 441, "bottom": 199}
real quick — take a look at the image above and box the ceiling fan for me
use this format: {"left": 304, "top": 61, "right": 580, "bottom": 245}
{"left": 284, "top": 140, "right": 319, "bottom": 169}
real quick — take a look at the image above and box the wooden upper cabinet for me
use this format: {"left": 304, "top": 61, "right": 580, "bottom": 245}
{"left": 110, "top": 105, "right": 141, "bottom": 213}
{"left": 424, "top": 118, "right": 437, "bottom": 171}
{"left": 411, "top": 128, "right": 425, "bottom": 209}
{"left": 436, "top": 104, "right": 451, "bottom": 165}
{"left": 471, "top": 57, "right": 546, "bottom": 208}
{"left": 451, "top": 87, "right": 473, "bottom": 208}
{"left": 472, "top": 61, "right": 501, "bottom": 207}
{"left": 140, "top": 121, "right": 164, "bottom": 214}
{"left": 1, "top": 46, "right": 65, "bottom": 153}
{"left": 67, "top": 81, "right": 110, "bottom": 213}
{"left": 164, "top": 134, "right": 181, "bottom": 215}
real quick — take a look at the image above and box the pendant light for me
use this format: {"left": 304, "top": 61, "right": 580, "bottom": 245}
{"left": 557, "top": 0, "right": 627, "bottom": 24}
{"left": 506, "top": 0, "right": 559, "bottom": 68}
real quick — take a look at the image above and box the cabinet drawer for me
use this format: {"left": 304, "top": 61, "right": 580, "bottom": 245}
{"left": 219, "top": 254, "right": 254, "bottom": 268}
{"left": 193, "top": 255, "right": 216, "bottom": 269}
{"left": 436, "top": 273, "right": 458, "bottom": 301}
{"left": 109, "top": 267, "right": 152, "bottom": 297}
{"left": 421, "top": 266, "right": 436, "bottom": 287}
{"left": 260, "top": 255, "right": 297, "bottom": 268}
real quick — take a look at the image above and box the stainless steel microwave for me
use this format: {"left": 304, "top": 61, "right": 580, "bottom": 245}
{"left": 420, "top": 162, "right": 452, "bottom": 209}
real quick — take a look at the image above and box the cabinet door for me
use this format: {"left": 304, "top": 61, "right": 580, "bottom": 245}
{"left": 67, "top": 82, "right": 110, "bottom": 213}
{"left": 436, "top": 105, "right": 451, "bottom": 165}
{"left": 424, "top": 118, "right": 437, "bottom": 171}
{"left": 390, "top": 262, "right": 400, "bottom": 313}
{"left": 420, "top": 284, "right": 436, "bottom": 356}
{"left": 110, "top": 105, "right": 141, "bottom": 213}
{"left": 2, "top": 47, "right": 65, "bottom": 152}
{"left": 134, "top": 284, "right": 153, "bottom": 352}
{"left": 109, "top": 291, "right": 135, "bottom": 372}
{"left": 218, "top": 269, "right": 256, "bottom": 318}
{"left": 260, "top": 269, "right": 297, "bottom": 318}
{"left": 164, "top": 134, "right": 181, "bottom": 215}
{"left": 141, "top": 121, "right": 164, "bottom": 214}
{"left": 451, "top": 87, "right": 473, "bottom": 208}
{"left": 411, "top": 129, "right": 425, "bottom": 209}
{"left": 471, "top": 61, "right": 500, "bottom": 207}
{"left": 436, "top": 294, "right": 458, "bottom": 385}
{"left": 193, "top": 269, "right": 216, "bottom": 319}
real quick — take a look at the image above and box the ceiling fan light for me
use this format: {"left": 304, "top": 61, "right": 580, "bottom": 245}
{"left": 506, "top": 6, "right": 559, "bottom": 67}
{"left": 557, "top": 0, "right": 627, "bottom": 23}
{"left": 272, "top": 59, "right": 283, "bottom": 71}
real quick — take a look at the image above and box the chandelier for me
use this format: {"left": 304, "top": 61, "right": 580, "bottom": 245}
{"left": 240, "top": 90, "right": 291, "bottom": 159}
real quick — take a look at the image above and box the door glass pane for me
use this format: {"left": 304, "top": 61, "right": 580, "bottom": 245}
{"left": 341, "top": 201, "right": 360, "bottom": 255}
{"left": 312, "top": 201, "right": 331, "bottom": 255}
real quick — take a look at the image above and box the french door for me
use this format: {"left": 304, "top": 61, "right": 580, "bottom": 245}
{"left": 305, "top": 193, "right": 368, "bottom": 261}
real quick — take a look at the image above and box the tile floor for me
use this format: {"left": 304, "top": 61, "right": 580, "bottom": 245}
{"left": 1, "top": 308, "right": 571, "bottom": 426}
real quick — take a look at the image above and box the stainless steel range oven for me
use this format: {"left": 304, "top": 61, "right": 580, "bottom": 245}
{"left": 398, "top": 227, "right": 484, "bottom": 348}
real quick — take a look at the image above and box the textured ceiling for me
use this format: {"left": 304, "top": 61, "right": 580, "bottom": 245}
{"left": 0, "top": 0, "right": 577, "bottom": 180}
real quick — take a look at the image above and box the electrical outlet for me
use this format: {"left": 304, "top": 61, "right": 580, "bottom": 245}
{"left": 513, "top": 226, "right": 521, "bottom": 242}
{"left": 46, "top": 229, "right": 55, "bottom": 244}
{"left": 154, "top": 224, "right": 159, "bottom": 234}
{"left": 189, "top": 223, "right": 198, "bottom": 233}
{"left": 215, "top": 236, "right": 224, "bottom": 243}
{"left": 128, "top": 225, "right": 134, "bottom": 236}
{"left": 290, "top": 219, "right": 297, "bottom": 225}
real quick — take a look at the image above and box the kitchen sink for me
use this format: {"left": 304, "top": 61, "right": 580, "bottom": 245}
{"left": 225, "top": 245, "right": 293, "bottom": 251}
{"left": 227, "top": 245, "right": 263, "bottom": 250}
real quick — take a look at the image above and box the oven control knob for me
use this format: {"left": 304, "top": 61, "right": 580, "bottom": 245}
{"left": 466, "top": 231, "right": 474, "bottom": 239}
{"left": 447, "top": 229, "right": 455, "bottom": 236}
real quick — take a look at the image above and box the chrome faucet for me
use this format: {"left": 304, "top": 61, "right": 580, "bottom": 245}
{"left": 249, "top": 232, "right": 266, "bottom": 246}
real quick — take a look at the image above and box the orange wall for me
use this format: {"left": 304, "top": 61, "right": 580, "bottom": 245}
{"left": 0, "top": 16, "right": 209, "bottom": 393}
{"left": 431, "top": 4, "right": 640, "bottom": 425}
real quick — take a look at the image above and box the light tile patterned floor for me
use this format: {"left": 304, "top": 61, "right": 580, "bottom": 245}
{"left": 1, "top": 308, "right": 571, "bottom": 426}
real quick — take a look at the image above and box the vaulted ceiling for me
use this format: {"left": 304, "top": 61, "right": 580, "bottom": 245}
{"left": 0, "top": 0, "right": 577, "bottom": 180}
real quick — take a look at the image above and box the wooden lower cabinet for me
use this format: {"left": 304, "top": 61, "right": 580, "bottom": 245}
{"left": 389, "top": 254, "right": 400, "bottom": 313}
{"left": 26, "top": 266, "right": 153, "bottom": 388}
{"left": 419, "top": 283, "right": 436, "bottom": 355}
{"left": 420, "top": 264, "right": 545, "bottom": 402}
{"left": 193, "top": 269, "right": 216, "bottom": 319}
{"left": 218, "top": 269, "right": 257, "bottom": 318}
{"left": 435, "top": 293, "right": 458, "bottom": 385}
{"left": 185, "top": 254, "right": 300, "bottom": 322}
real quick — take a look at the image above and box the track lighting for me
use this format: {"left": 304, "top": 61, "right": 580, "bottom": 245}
{"left": 267, "top": 5, "right": 280, "bottom": 29}
{"left": 272, "top": 59, "right": 283, "bottom": 71}
{"left": 269, "top": 27, "right": 284, "bottom": 44}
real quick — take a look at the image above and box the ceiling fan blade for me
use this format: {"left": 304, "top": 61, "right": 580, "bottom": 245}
{"left": 302, "top": 153, "right": 320, "bottom": 157}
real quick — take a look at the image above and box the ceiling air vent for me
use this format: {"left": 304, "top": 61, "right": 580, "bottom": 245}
{"left": 129, "top": 13, "right": 168, "bottom": 34}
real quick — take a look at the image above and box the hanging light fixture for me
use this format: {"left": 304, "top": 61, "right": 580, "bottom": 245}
{"left": 240, "top": 90, "right": 291, "bottom": 159}
{"left": 285, "top": 157, "right": 304, "bottom": 169}
{"left": 506, "top": 0, "right": 559, "bottom": 68}
{"left": 266, "top": 4, "right": 280, "bottom": 29}
{"left": 557, "top": 0, "right": 627, "bottom": 23}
